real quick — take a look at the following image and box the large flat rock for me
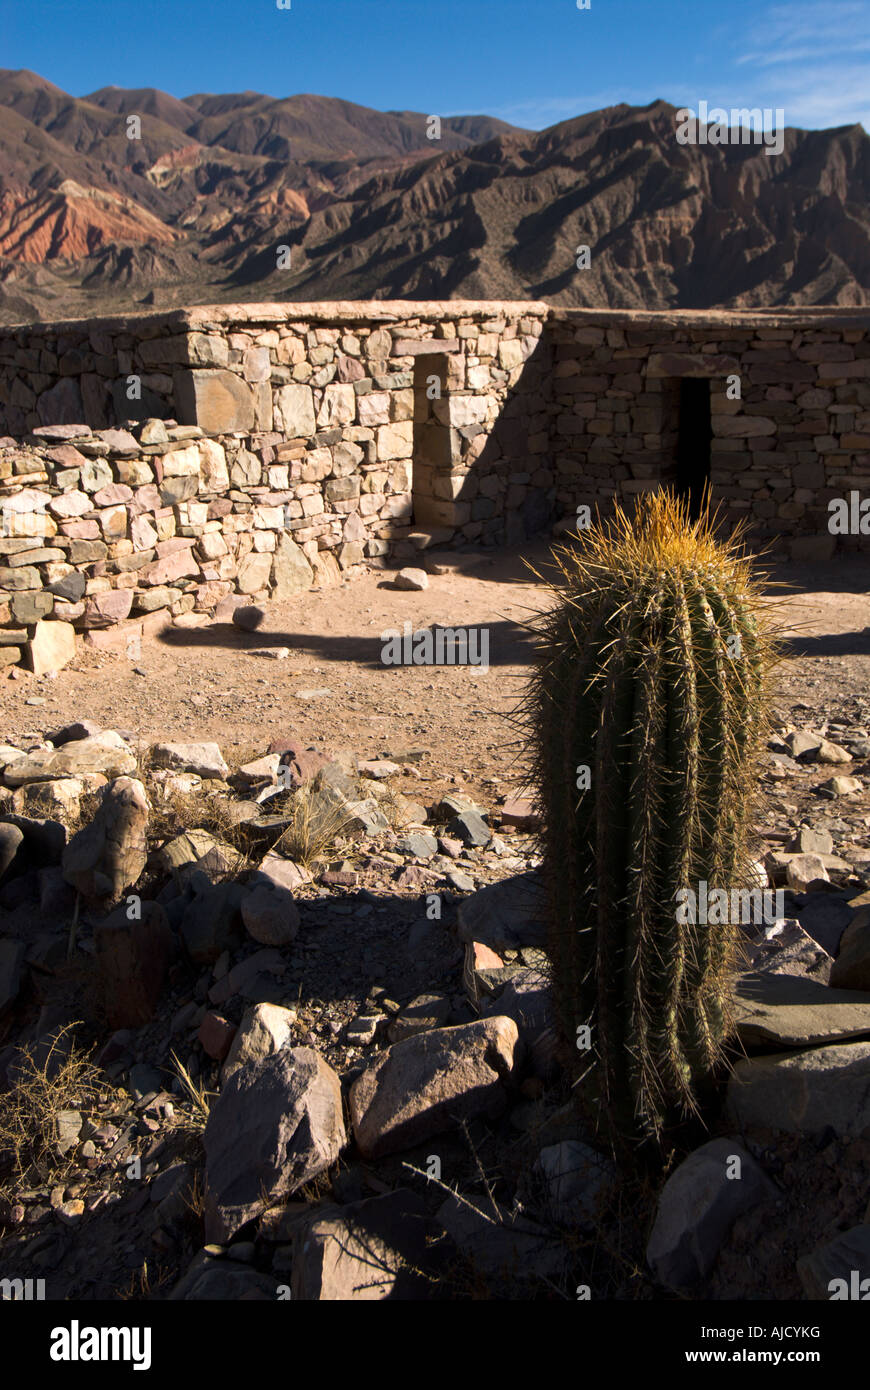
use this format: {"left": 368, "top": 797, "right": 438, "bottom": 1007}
{"left": 727, "top": 1040, "right": 870, "bottom": 1136}
{"left": 733, "top": 971, "right": 870, "bottom": 1047}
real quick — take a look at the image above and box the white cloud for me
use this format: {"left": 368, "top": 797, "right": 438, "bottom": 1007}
{"left": 479, "top": 2, "right": 870, "bottom": 135}
{"left": 731, "top": 1, "right": 870, "bottom": 127}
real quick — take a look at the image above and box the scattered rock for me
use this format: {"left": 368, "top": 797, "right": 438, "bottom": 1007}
{"left": 198, "top": 1012, "right": 237, "bottom": 1061}
{"left": 4, "top": 731, "right": 136, "bottom": 785}
{"left": 820, "top": 776, "right": 862, "bottom": 797}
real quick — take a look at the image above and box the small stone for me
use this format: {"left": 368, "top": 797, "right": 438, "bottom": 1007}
{"left": 346, "top": 1015, "right": 383, "bottom": 1045}
{"left": 785, "top": 853, "right": 830, "bottom": 892}
{"left": 151, "top": 742, "right": 229, "bottom": 779}
{"left": 447, "top": 869, "right": 475, "bottom": 892}
{"left": 394, "top": 568, "right": 428, "bottom": 591}
{"left": 820, "top": 776, "right": 862, "bottom": 797}
{"left": 198, "top": 1012, "right": 237, "bottom": 1062}
{"left": 56, "top": 1199, "right": 85, "bottom": 1224}
{"left": 232, "top": 606, "right": 265, "bottom": 632}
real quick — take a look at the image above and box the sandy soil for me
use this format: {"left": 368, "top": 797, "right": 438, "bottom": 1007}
{"left": 1, "top": 545, "right": 870, "bottom": 789}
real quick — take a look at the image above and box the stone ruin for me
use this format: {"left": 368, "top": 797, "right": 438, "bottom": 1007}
{"left": 0, "top": 298, "right": 867, "bottom": 672}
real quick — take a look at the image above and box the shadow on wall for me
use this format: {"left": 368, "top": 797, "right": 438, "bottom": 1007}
{"left": 410, "top": 335, "right": 557, "bottom": 547}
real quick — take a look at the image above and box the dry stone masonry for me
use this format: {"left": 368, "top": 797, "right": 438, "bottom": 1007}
{"left": 0, "top": 299, "right": 867, "bottom": 671}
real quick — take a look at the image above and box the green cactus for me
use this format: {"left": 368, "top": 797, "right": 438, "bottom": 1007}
{"left": 525, "top": 491, "right": 778, "bottom": 1143}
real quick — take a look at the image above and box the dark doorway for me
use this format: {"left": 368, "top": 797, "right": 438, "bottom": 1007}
{"left": 675, "top": 378, "right": 712, "bottom": 519}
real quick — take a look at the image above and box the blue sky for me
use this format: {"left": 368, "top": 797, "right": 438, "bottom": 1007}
{"left": 3, "top": 0, "right": 868, "bottom": 131}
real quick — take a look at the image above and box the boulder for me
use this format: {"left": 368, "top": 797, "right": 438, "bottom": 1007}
{"left": 0, "top": 939, "right": 26, "bottom": 1018}
{"left": 830, "top": 908, "right": 870, "bottom": 990}
{"left": 797, "top": 1225, "right": 870, "bottom": 1300}
{"left": 291, "top": 1190, "right": 436, "bottom": 1300}
{"left": 0, "top": 823, "right": 24, "bottom": 881}
{"left": 732, "top": 970, "right": 870, "bottom": 1047}
{"left": 646, "top": 1139, "right": 776, "bottom": 1290}
{"left": 349, "top": 1016, "right": 520, "bottom": 1159}
{"left": 203, "top": 1047, "right": 346, "bottom": 1243}
{"left": 727, "top": 1040, "right": 870, "bottom": 1136}
{"left": 62, "top": 776, "right": 149, "bottom": 902}
{"left": 94, "top": 900, "right": 172, "bottom": 1028}
{"left": 221, "top": 1002, "right": 297, "bottom": 1085}
{"left": 456, "top": 872, "right": 547, "bottom": 950}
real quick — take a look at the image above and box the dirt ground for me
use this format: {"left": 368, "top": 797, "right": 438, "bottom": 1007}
{"left": 4, "top": 540, "right": 870, "bottom": 1302}
{"left": 2, "top": 544, "right": 870, "bottom": 799}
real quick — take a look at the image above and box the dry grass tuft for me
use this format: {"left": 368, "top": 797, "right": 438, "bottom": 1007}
{"left": 169, "top": 1051, "right": 214, "bottom": 1134}
{"left": 269, "top": 785, "right": 353, "bottom": 867}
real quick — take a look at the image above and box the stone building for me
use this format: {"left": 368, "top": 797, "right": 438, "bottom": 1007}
{"left": 0, "top": 300, "right": 866, "bottom": 667}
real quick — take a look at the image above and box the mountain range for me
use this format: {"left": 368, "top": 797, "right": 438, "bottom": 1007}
{"left": 0, "top": 68, "right": 868, "bottom": 324}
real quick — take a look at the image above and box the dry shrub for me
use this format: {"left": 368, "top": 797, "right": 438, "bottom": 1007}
{"left": 0, "top": 1023, "right": 112, "bottom": 1187}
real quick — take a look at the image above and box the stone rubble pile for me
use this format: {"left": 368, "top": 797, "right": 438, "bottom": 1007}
{"left": 2, "top": 708, "right": 870, "bottom": 1297}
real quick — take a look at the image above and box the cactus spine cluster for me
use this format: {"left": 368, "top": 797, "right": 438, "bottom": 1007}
{"left": 526, "top": 492, "right": 777, "bottom": 1142}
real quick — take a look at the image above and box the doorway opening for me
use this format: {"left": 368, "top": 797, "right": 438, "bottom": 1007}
{"left": 674, "top": 378, "right": 712, "bottom": 519}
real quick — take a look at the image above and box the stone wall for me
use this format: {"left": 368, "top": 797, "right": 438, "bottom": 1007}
{"left": 0, "top": 300, "right": 867, "bottom": 672}
{"left": 549, "top": 307, "right": 870, "bottom": 556}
